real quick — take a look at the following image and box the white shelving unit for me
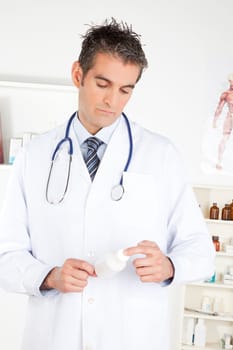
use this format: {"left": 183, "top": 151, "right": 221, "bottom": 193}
{"left": 180, "top": 185, "right": 233, "bottom": 349}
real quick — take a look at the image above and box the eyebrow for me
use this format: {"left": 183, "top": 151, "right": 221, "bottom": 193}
{"left": 95, "top": 75, "right": 135, "bottom": 90}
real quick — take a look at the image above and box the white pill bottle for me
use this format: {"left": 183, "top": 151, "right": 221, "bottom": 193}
{"left": 95, "top": 249, "right": 129, "bottom": 278}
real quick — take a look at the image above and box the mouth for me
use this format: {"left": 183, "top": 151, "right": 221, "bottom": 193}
{"left": 97, "top": 108, "right": 115, "bottom": 116}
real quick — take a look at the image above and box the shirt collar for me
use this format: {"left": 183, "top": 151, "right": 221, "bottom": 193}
{"left": 72, "top": 112, "right": 121, "bottom": 146}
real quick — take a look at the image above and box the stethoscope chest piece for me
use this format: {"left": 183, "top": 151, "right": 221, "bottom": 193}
{"left": 111, "top": 184, "right": 124, "bottom": 201}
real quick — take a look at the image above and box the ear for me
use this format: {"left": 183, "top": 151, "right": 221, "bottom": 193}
{"left": 71, "top": 61, "right": 83, "bottom": 88}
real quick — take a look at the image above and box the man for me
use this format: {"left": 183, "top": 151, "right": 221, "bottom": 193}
{"left": 0, "top": 18, "right": 214, "bottom": 350}
{"left": 213, "top": 73, "right": 233, "bottom": 170}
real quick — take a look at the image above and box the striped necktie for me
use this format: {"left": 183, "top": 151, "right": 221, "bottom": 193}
{"left": 85, "top": 137, "right": 103, "bottom": 181}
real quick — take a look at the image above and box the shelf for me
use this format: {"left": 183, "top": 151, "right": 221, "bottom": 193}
{"left": 184, "top": 311, "right": 233, "bottom": 322}
{"left": 0, "top": 80, "right": 76, "bottom": 92}
{"left": 216, "top": 251, "right": 233, "bottom": 257}
{"left": 182, "top": 343, "right": 220, "bottom": 350}
{"left": 186, "top": 281, "right": 233, "bottom": 290}
{"left": 205, "top": 219, "right": 233, "bottom": 225}
{"left": 193, "top": 184, "right": 233, "bottom": 191}
{"left": 0, "top": 164, "right": 12, "bottom": 175}
{"left": 0, "top": 164, "right": 12, "bottom": 169}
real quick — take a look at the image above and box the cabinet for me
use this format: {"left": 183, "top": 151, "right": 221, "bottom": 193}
{"left": 181, "top": 185, "right": 233, "bottom": 349}
{"left": 0, "top": 80, "right": 76, "bottom": 164}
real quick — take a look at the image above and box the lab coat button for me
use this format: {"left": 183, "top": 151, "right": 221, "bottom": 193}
{"left": 88, "top": 297, "right": 95, "bottom": 304}
{"left": 84, "top": 346, "right": 91, "bottom": 350}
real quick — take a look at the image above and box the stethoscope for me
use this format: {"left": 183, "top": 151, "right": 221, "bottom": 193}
{"left": 46, "top": 111, "right": 133, "bottom": 205}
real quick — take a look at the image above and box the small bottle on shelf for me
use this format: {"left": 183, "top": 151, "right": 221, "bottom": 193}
{"left": 222, "top": 204, "right": 231, "bottom": 220}
{"left": 209, "top": 202, "right": 219, "bottom": 219}
{"left": 201, "top": 295, "right": 212, "bottom": 313}
{"left": 183, "top": 318, "right": 195, "bottom": 345}
{"left": 213, "top": 296, "right": 222, "bottom": 313}
{"left": 212, "top": 235, "right": 220, "bottom": 251}
{"left": 230, "top": 199, "right": 233, "bottom": 221}
{"left": 194, "top": 319, "right": 206, "bottom": 347}
{"left": 205, "top": 271, "right": 216, "bottom": 283}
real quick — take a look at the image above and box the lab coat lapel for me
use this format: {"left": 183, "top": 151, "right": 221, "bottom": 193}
{"left": 66, "top": 115, "right": 131, "bottom": 188}
{"left": 92, "top": 116, "right": 130, "bottom": 190}
{"left": 69, "top": 124, "right": 92, "bottom": 184}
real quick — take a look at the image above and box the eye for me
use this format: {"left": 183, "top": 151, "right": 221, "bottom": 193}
{"left": 120, "top": 88, "right": 131, "bottom": 95}
{"left": 96, "top": 83, "right": 108, "bottom": 88}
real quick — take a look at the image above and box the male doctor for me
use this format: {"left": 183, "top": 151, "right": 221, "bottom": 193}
{"left": 0, "top": 18, "right": 214, "bottom": 350}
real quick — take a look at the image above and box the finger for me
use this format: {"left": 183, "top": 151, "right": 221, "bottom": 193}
{"left": 69, "top": 276, "right": 88, "bottom": 289}
{"left": 125, "top": 245, "right": 159, "bottom": 257}
{"left": 133, "top": 257, "right": 162, "bottom": 268}
{"left": 136, "top": 266, "right": 157, "bottom": 277}
{"left": 55, "top": 274, "right": 88, "bottom": 293}
{"left": 60, "top": 282, "right": 86, "bottom": 293}
{"left": 138, "top": 240, "right": 158, "bottom": 248}
{"left": 140, "top": 274, "right": 162, "bottom": 283}
{"left": 70, "top": 268, "right": 89, "bottom": 281}
{"left": 136, "top": 267, "right": 163, "bottom": 283}
{"left": 58, "top": 270, "right": 88, "bottom": 287}
{"left": 66, "top": 286, "right": 85, "bottom": 293}
{"left": 65, "top": 259, "right": 95, "bottom": 276}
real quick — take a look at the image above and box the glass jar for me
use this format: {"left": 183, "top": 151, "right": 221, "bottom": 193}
{"left": 212, "top": 235, "right": 220, "bottom": 251}
{"left": 209, "top": 203, "right": 219, "bottom": 220}
{"left": 222, "top": 204, "right": 231, "bottom": 220}
{"left": 230, "top": 200, "right": 233, "bottom": 221}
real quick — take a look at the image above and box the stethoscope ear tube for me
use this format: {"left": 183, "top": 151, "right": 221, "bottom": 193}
{"left": 46, "top": 112, "right": 76, "bottom": 204}
{"left": 121, "top": 112, "right": 133, "bottom": 174}
{"left": 51, "top": 137, "right": 73, "bottom": 161}
{"left": 46, "top": 155, "right": 72, "bottom": 205}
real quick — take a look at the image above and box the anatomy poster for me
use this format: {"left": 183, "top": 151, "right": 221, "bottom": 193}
{"left": 201, "top": 74, "right": 233, "bottom": 175}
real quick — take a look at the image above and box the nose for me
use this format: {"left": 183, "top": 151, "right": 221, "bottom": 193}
{"left": 103, "top": 88, "right": 118, "bottom": 107}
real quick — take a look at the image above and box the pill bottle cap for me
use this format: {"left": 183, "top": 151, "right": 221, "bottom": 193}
{"left": 116, "top": 249, "right": 130, "bottom": 262}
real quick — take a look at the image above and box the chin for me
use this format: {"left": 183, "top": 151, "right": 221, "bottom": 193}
{"left": 99, "top": 116, "right": 116, "bottom": 127}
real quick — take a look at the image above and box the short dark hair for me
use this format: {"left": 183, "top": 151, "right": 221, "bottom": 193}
{"left": 78, "top": 18, "right": 148, "bottom": 82}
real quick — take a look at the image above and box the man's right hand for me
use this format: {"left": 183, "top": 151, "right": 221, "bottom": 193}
{"left": 41, "top": 259, "right": 96, "bottom": 293}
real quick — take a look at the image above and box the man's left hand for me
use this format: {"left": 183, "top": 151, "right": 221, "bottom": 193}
{"left": 124, "top": 240, "right": 174, "bottom": 283}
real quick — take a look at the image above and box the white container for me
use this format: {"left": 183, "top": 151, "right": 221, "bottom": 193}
{"left": 201, "top": 296, "right": 212, "bottom": 313}
{"left": 224, "top": 333, "right": 233, "bottom": 349}
{"left": 183, "top": 318, "right": 195, "bottom": 345}
{"left": 95, "top": 249, "right": 129, "bottom": 278}
{"left": 194, "top": 319, "right": 206, "bottom": 347}
{"left": 8, "top": 138, "right": 22, "bottom": 164}
{"left": 213, "top": 296, "right": 222, "bottom": 313}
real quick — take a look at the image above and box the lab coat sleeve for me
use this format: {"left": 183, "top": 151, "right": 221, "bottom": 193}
{"left": 164, "top": 144, "right": 215, "bottom": 285}
{"left": 0, "top": 150, "right": 56, "bottom": 297}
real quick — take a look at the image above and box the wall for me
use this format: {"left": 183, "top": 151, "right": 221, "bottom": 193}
{"left": 1, "top": 0, "right": 233, "bottom": 185}
{"left": 0, "top": 0, "right": 233, "bottom": 349}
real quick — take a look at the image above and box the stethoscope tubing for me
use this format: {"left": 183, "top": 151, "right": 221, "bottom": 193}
{"left": 46, "top": 111, "right": 133, "bottom": 204}
{"left": 120, "top": 112, "right": 133, "bottom": 186}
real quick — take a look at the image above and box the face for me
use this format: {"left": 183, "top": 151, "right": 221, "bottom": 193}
{"left": 72, "top": 53, "right": 140, "bottom": 134}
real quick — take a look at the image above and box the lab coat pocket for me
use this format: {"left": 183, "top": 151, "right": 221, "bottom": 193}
{"left": 113, "top": 172, "right": 158, "bottom": 234}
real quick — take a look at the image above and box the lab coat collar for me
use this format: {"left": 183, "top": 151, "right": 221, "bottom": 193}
{"left": 69, "top": 114, "right": 131, "bottom": 188}
{"left": 72, "top": 112, "right": 120, "bottom": 146}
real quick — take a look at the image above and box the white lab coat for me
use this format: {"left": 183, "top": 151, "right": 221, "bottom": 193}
{"left": 0, "top": 115, "right": 215, "bottom": 350}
